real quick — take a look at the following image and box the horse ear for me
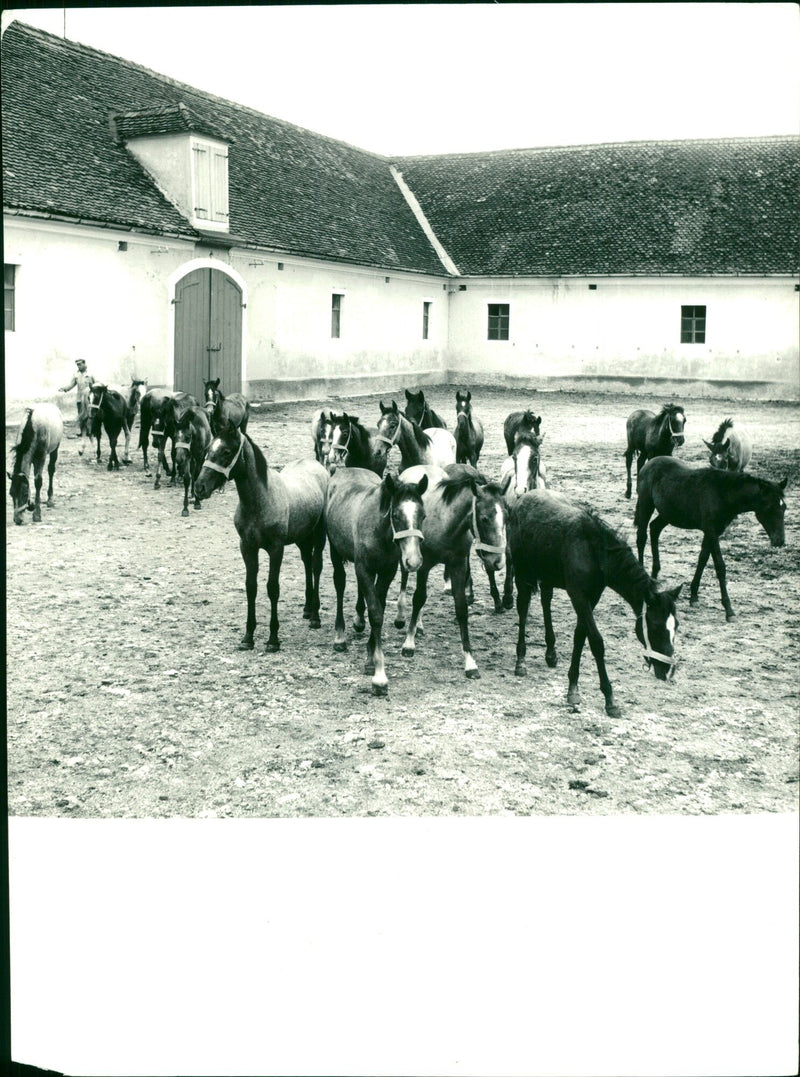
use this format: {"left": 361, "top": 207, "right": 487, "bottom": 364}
{"left": 391, "top": 400, "right": 399, "bottom": 413}
{"left": 500, "top": 470, "right": 514, "bottom": 495}
{"left": 416, "top": 473, "right": 429, "bottom": 496}
{"left": 379, "top": 472, "right": 397, "bottom": 515}
{"left": 350, "top": 415, "right": 360, "bottom": 425}
{"left": 405, "top": 389, "right": 412, "bottom": 400}
{"left": 703, "top": 439, "right": 714, "bottom": 451}
{"left": 466, "top": 390, "right": 471, "bottom": 402}
{"left": 779, "top": 478, "right": 788, "bottom": 491}
{"left": 668, "top": 583, "right": 684, "bottom": 602}
{"left": 379, "top": 401, "right": 388, "bottom": 414}
{"left": 213, "top": 378, "right": 220, "bottom": 389}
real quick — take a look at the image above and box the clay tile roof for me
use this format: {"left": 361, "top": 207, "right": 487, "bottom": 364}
{"left": 393, "top": 137, "right": 800, "bottom": 275}
{"left": 1, "top": 21, "right": 446, "bottom": 272}
{"left": 114, "top": 103, "right": 232, "bottom": 144}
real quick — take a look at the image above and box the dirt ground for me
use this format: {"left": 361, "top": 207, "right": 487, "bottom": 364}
{"left": 6, "top": 386, "right": 799, "bottom": 817}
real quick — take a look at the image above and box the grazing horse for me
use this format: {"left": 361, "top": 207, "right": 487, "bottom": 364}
{"left": 327, "top": 412, "right": 385, "bottom": 475}
{"left": 174, "top": 406, "right": 213, "bottom": 516}
{"left": 394, "top": 464, "right": 509, "bottom": 676}
{"left": 8, "top": 405, "right": 63, "bottom": 525}
{"left": 325, "top": 467, "right": 427, "bottom": 696}
{"left": 704, "top": 418, "right": 752, "bottom": 472}
{"left": 152, "top": 392, "right": 198, "bottom": 489}
{"left": 194, "top": 423, "right": 328, "bottom": 651}
{"left": 498, "top": 431, "right": 548, "bottom": 610}
{"left": 454, "top": 390, "right": 484, "bottom": 467}
{"left": 503, "top": 409, "right": 542, "bottom": 456}
{"left": 311, "top": 407, "right": 335, "bottom": 466}
{"left": 510, "top": 489, "right": 683, "bottom": 718}
{"left": 625, "top": 403, "right": 686, "bottom": 499}
{"left": 635, "top": 456, "right": 787, "bottom": 621}
{"left": 376, "top": 401, "right": 457, "bottom": 470}
{"left": 86, "top": 383, "right": 130, "bottom": 470}
{"left": 404, "top": 388, "right": 447, "bottom": 430}
{"left": 203, "top": 379, "right": 250, "bottom": 437}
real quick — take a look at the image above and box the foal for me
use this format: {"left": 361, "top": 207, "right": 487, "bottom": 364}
{"left": 203, "top": 379, "right": 250, "bottom": 436}
{"left": 376, "top": 401, "right": 456, "bottom": 470}
{"left": 8, "top": 405, "right": 63, "bottom": 524}
{"left": 174, "top": 406, "right": 213, "bottom": 516}
{"left": 454, "top": 390, "right": 484, "bottom": 467}
{"left": 704, "top": 418, "right": 752, "bottom": 472}
{"left": 625, "top": 403, "right": 686, "bottom": 499}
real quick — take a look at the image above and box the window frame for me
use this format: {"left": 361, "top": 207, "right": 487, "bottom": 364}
{"left": 681, "top": 304, "right": 706, "bottom": 344}
{"left": 422, "top": 300, "right": 432, "bottom": 340}
{"left": 487, "top": 302, "right": 510, "bottom": 341}
{"left": 331, "top": 291, "right": 344, "bottom": 339}
{"left": 190, "top": 136, "right": 230, "bottom": 230}
{"left": 4, "top": 264, "right": 16, "bottom": 332}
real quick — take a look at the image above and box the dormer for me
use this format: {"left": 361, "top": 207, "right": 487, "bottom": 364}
{"left": 114, "top": 103, "right": 232, "bottom": 233}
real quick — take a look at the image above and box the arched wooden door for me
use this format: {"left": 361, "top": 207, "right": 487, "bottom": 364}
{"left": 173, "top": 268, "right": 243, "bottom": 401}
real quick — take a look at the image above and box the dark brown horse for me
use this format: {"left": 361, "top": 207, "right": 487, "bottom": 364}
{"left": 327, "top": 412, "right": 386, "bottom": 475}
{"left": 8, "top": 404, "right": 63, "bottom": 524}
{"left": 152, "top": 391, "right": 198, "bottom": 488}
{"left": 376, "top": 401, "right": 456, "bottom": 470}
{"left": 404, "top": 388, "right": 447, "bottom": 430}
{"left": 194, "top": 423, "right": 328, "bottom": 651}
{"left": 625, "top": 403, "right": 686, "bottom": 498}
{"left": 174, "top": 406, "right": 213, "bottom": 516}
{"left": 454, "top": 390, "right": 484, "bottom": 467}
{"left": 203, "top": 379, "right": 250, "bottom": 436}
{"left": 503, "top": 409, "right": 542, "bottom": 456}
{"left": 86, "top": 383, "right": 130, "bottom": 470}
{"left": 325, "top": 467, "right": 427, "bottom": 696}
{"left": 510, "top": 489, "right": 683, "bottom": 718}
{"left": 635, "top": 455, "right": 786, "bottom": 621}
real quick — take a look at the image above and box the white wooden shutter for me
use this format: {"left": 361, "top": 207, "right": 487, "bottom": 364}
{"left": 212, "top": 149, "right": 229, "bottom": 223}
{"left": 193, "top": 144, "right": 211, "bottom": 221}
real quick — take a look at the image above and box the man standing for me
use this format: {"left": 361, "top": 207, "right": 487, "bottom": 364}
{"left": 59, "top": 358, "right": 95, "bottom": 438}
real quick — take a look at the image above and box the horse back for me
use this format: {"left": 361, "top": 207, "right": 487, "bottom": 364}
{"left": 424, "top": 427, "right": 457, "bottom": 466}
{"left": 272, "top": 458, "right": 328, "bottom": 538}
{"left": 510, "top": 489, "right": 587, "bottom": 589}
{"left": 626, "top": 409, "right": 655, "bottom": 452}
{"left": 20, "top": 404, "right": 63, "bottom": 458}
{"left": 325, "top": 468, "right": 384, "bottom": 562}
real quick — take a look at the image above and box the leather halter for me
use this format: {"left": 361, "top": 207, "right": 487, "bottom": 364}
{"left": 638, "top": 604, "right": 677, "bottom": 680}
{"left": 88, "top": 388, "right": 105, "bottom": 411}
{"left": 390, "top": 499, "right": 424, "bottom": 542}
{"left": 375, "top": 414, "right": 402, "bottom": 449}
{"left": 201, "top": 433, "right": 244, "bottom": 480}
{"left": 329, "top": 421, "right": 352, "bottom": 463}
{"left": 174, "top": 441, "right": 192, "bottom": 452}
{"left": 471, "top": 496, "right": 505, "bottom": 556}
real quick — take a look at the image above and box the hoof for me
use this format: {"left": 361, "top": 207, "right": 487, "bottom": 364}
{"left": 606, "top": 703, "right": 622, "bottom": 718}
{"left": 465, "top": 668, "right": 481, "bottom": 679}
{"left": 265, "top": 641, "right": 280, "bottom": 654}
{"left": 78, "top": 449, "right": 84, "bottom": 457}
{"left": 32, "top": 513, "right": 42, "bottom": 523}
{"left": 545, "top": 650, "right": 558, "bottom": 668}
{"left": 394, "top": 618, "right": 406, "bottom": 630}
{"left": 493, "top": 603, "right": 505, "bottom": 615}
{"left": 181, "top": 509, "right": 189, "bottom": 517}
{"left": 154, "top": 481, "right": 161, "bottom": 490}
{"left": 625, "top": 490, "right": 631, "bottom": 500}
{"left": 46, "top": 499, "right": 54, "bottom": 508}
{"left": 333, "top": 640, "right": 348, "bottom": 652}
{"left": 309, "top": 618, "right": 321, "bottom": 630}
{"left": 106, "top": 463, "right": 114, "bottom": 472}
{"left": 371, "top": 682, "right": 388, "bottom": 697}
{"left": 725, "top": 611, "right": 736, "bottom": 622}
{"left": 238, "top": 638, "right": 254, "bottom": 651}
{"left": 353, "top": 622, "right": 365, "bottom": 635}
{"left": 303, "top": 610, "right": 311, "bottom": 619}
{"left": 514, "top": 662, "right": 526, "bottom": 677}
{"left": 502, "top": 597, "right": 514, "bottom": 610}
{"left": 689, "top": 595, "right": 699, "bottom": 607}
{"left": 122, "top": 459, "right": 131, "bottom": 467}
{"left": 401, "top": 646, "right": 415, "bottom": 658}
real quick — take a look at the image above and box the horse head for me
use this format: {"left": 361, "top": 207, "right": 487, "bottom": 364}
{"left": 636, "top": 584, "right": 683, "bottom": 681}
{"left": 455, "top": 390, "right": 472, "bottom": 416}
{"left": 404, "top": 389, "right": 426, "bottom": 425}
{"left": 754, "top": 477, "right": 788, "bottom": 548}
{"left": 376, "top": 402, "right": 401, "bottom": 446}
{"left": 704, "top": 438, "right": 731, "bottom": 470}
{"left": 8, "top": 449, "right": 31, "bottom": 525}
{"left": 472, "top": 480, "right": 508, "bottom": 573}
{"left": 379, "top": 471, "right": 428, "bottom": 572}
{"left": 328, "top": 412, "right": 357, "bottom": 472}
{"left": 512, "top": 431, "right": 544, "bottom": 497}
{"left": 195, "top": 421, "right": 245, "bottom": 499}
{"left": 663, "top": 404, "right": 686, "bottom": 447}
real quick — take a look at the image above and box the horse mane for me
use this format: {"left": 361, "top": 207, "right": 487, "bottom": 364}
{"left": 656, "top": 402, "right": 682, "bottom": 421}
{"left": 11, "top": 409, "right": 34, "bottom": 472}
{"left": 585, "top": 506, "right": 658, "bottom": 601}
{"left": 407, "top": 417, "right": 433, "bottom": 449}
{"left": 437, "top": 470, "right": 481, "bottom": 503}
{"left": 245, "top": 432, "right": 269, "bottom": 485}
{"left": 711, "top": 418, "right": 733, "bottom": 443}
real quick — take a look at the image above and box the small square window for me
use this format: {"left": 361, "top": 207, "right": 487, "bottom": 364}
{"left": 488, "top": 303, "right": 509, "bottom": 341}
{"left": 4, "top": 264, "right": 16, "bottom": 332}
{"left": 681, "top": 304, "right": 706, "bottom": 343}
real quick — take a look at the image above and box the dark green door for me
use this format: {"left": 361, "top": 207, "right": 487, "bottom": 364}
{"left": 173, "top": 268, "right": 243, "bottom": 400}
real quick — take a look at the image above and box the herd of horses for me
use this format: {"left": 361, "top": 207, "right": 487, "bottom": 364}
{"left": 9, "top": 384, "right": 788, "bottom": 716}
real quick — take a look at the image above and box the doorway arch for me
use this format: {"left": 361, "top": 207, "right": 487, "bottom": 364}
{"left": 170, "top": 260, "right": 246, "bottom": 400}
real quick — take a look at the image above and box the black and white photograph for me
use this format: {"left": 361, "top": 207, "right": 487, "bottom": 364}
{"left": 4, "top": 4, "right": 799, "bottom": 1075}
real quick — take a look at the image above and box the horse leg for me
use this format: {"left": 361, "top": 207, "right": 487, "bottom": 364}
{"left": 689, "top": 535, "right": 713, "bottom": 608}
{"left": 464, "top": 558, "right": 474, "bottom": 606}
{"left": 360, "top": 564, "right": 394, "bottom": 696}
{"left": 485, "top": 565, "right": 503, "bottom": 614}
{"left": 707, "top": 534, "right": 735, "bottom": 621}
{"left": 46, "top": 447, "right": 59, "bottom": 508}
{"left": 238, "top": 541, "right": 259, "bottom": 650}
{"left": 502, "top": 543, "right": 515, "bottom": 609}
{"left": 32, "top": 468, "right": 44, "bottom": 523}
{"left": 648, "top": 515, "right": 669, "bottom": 578}
{"left": 182, "top": 471, "right": 190, "bottom": 516}
{"left": 353, "top": 581, "right": 366, "bottom": 634}
{"left": 514, "top": 576, "right": 534, "bottom": 676}
{"left": 401, "top": 566, "right": 430, "bottom": 657}
{"left": 570, "top": 596, "right": 619, "bottom": 718}
{"left": 450, "top": 557, "right": 479, "bottom": 678}
{"left": 395, "top": 567, "right": 410, "bottom": 629}
{"left": 192, "top": 461, "right": 202, "bottom": 510}
{"left": 121, "top": 418, "right": 131, "bottom": 465}
{"left": 264, "top": 545, "right": 284, "bottom": 653}
{"left": 635, "top": 493, "right": 654, "bottom": 566}
{"left": 168, "top": 442, "right": 178, "bottom": 485}
{"left": 624, "top": 447, "right": 635, "bottom": 499}
{"left": 541, "top": 584, "right": 557, "bottom": 667}
{"left": 330, "top": 545, "right": 348, "bottom": 651}
{"left": 153, "top": 443, "right": 164, "bottom": 488}
{"left": 107, "top": 426, "right": 120, "bottom": 471}
{"left": 299, "top": 535, "right": 322, "bottom": 629}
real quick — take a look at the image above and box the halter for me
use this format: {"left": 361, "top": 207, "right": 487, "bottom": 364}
{"left": 638, "top": 604, "right": 677, "bottom": 680}
{"left": 667, "top": 415, "right": 684, "bottom": 440}
{"left": 201, "top": 433, "right": 245, "bottom": 480}
{"left": 375, "top": 414, "right": 402, "bottom": 449}
{"left": 471, "top": 496, "right": 505, "bottom": 556}
{"left": 389, "top": 501, "right": 424, "bottom": 542}
{"left": 174, "top": 441, "right": 192, "bottom": 452}
{"left": 329, "top": 421, "right": 352, "bottom": 463}
{"left": 88, "top": 388, "right": 105, "bottom": 412}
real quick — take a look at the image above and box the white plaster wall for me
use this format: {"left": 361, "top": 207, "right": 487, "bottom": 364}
{"left": 4, "top": 217, "right": 194, "bottom": 400}
{"left": 446, "top": 276, "right": 799, "bottom": 393}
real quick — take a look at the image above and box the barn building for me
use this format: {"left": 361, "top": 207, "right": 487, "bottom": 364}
{"left": 3, "top": 20, "right": 799, "bottom": 408}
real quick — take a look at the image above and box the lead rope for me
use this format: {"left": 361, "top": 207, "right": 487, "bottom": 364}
{"left": 638, "top": 604, "right": 677, "bottom": 680}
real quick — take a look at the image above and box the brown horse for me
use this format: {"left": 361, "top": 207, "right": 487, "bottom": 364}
{"left": 194, "top": 423, "right": 328, "bottom": 651}
{"left": 152, "top": 391, "right": 198, "bottom": 488}
{"left": 203, "top": 379, "right": 250, "bottom": 436}
{"left": 454, "top": 390, "right": 484, "bottom": 467}
{"left": 174, "top": 406, "right": 213, "bottom": 516}
{"left": 625, "top": 403, "right": 686, "bottom": 498}
{"left": 376, "top": 401, "right": 456, "bottom": 471}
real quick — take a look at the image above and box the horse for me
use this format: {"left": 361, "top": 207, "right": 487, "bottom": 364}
{"left": 8, "top": 405, "right": 63, "bottom": 525}
{"left": 174, "top": 406, "right": 213, "bottom": 516}
{"left": 86, "top": 383, "right": 131, "bottom": 470}
{"left": 509, "top": 488, "right": 683, "bottom": 718}
{"left": 122, "top": 377, "right": 147, "bottom": 459}
{"left": 376, "top": 400, "right": 457, "bottom": 470}
{"left": 503, "top": 409, "right": 542, "bottom": 456}
{"left": 403, "top": 388, "right": 447, "bottom": 430}
{"left": 203, "top": 378, "right": 250, "bottom": 437}
{"left": 194, "top": 422, "right": 328, "bottom": 652}
{"left": 311, "top": 407, "right": 334, "bottom": 466}
{"left": 624, "top": 403, "right": 686, "bottom": 499}
{"left": 393, "top": 464, "right": 509, "bottom": 676}
{"left": 454, "top": 390, "right": 484, "bottom": 467}
{"left": 327, "top": 412, "right": 385, "bottom": 475}
{"left": 151, "top": 391, "right": 198, "bottom": 489}
{"left": 138, "top": 388, "right": 174, "bottom": 475}
{"left": 704, "top": 418, "right": 753, "bottom": 472}
{"left": 325, "top": 467, "right": 427, "bottom": 696}
{"left": 498, "top": 430, "right": 548, "bottom": 609}
{"left": 635, "top": 456, "right": 787, "bottom": 621}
